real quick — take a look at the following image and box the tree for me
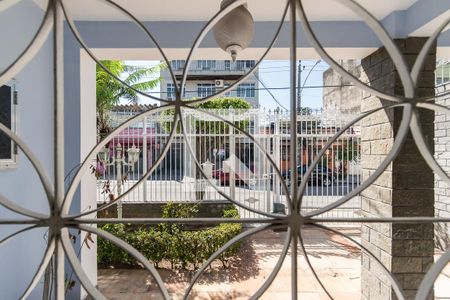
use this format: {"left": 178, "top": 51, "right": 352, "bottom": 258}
{"left": 96, "top": 60, "right": 163, "bottom": 140}
{"left": 163, "top": 97, "right": 251, "bottom": 135}
{"left": 196, "top": 97, "right": 252, "bottom": 110}
{"left": 299, "top": 107, "right": 313, "bottom": 115}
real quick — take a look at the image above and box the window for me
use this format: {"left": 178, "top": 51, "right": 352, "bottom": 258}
{"left": 170, "top": 60, "right": 185, "bottom": 70}
{"left": 443, "top": 65, "right": 450, "bottom": 84}
{"left": 0, "top": 84, "right": 17, "bottom": 168}
{"left": 224, "top": 84, "right": 231, "bottom": 97}
{"left": 166, "top": 83, "right": 176, "bottom": 99}
{"left": 225, "top": 60, "right": 231, "bottom": 71}
{"left": 236, "top": 60, "right": 256, "bottom": 70}
{"left": 197, "top": 60, "right": 216, "bottom": 70}
{"left": 237, "top": 83, "right": 256, "bottom": 98}
{"left": 223, "top": 83, "right": 238, "bottom": 97}
{"left": 197, "top": 83, "right": 216, "bottom": 98}
{"left": 166, "top": 83, "right": 185, "bottom": 99}
{"left": 436, "top": 61, "right": 450, "bottom": 85}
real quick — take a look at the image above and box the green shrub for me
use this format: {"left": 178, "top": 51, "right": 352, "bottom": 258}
{"left": 159, "top": 202, "right": 199, "bottom": 234}
{"left": 98, "top": 203, "right": 242, "bottom": 269}
{"left": 97, "top": 223, "right": 134, "bottom": 265}
{"left": 222, "top": 204, "right": 240, "bottom": 218}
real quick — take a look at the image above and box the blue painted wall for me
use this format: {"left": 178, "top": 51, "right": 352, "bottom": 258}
{"left": 0, "top": 1, "right": 54, "bottom": 299}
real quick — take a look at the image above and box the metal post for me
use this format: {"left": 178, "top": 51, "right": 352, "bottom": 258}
{"left": 55, "top": 236, "right": 65, "bottom": 300}
{"left": 116, "top": 144, "right": 123, "bottom": 218}
{"left": 273, "top": 110, "right": 281, "bottom": 205}
{"left": 229, "top": 112, "right": 236, "bottom": 201}
{"left": 290, "top": 14, "right": 299, "bottom": 203}
{"left": 265, "top": 174, "right": 271, "bottom": 212}
{"left": 142, "top": 117, "right": 148, "bottom": 201}
{"left": 289, "top": 1, "right": 298, "bottom": 298}
{"left": 53, "top": 0, "right": 65, "bottom": 297}
{"left": 261, "top": 112, "right": 271, "bottom": 213}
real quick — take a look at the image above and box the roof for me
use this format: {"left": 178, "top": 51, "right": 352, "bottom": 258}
{"left": 109, "top": 104, "right": 158, "bottom": 112}
{"left": 58, "top": 0, "right": 418, "bottom": 22}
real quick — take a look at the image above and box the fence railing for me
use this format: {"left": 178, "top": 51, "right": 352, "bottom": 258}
{"left": 168, "top": 90, "right": 257, "bottom": 101}
{"left": 98, "top": 108, "right": 361, "bottom": 220}
{"left": 164, "top": 60, "right": 257, "bottom": 73}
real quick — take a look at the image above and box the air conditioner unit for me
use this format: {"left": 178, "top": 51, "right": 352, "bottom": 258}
{"left": 214, "top": 79, "right": 224, "bottom": 88}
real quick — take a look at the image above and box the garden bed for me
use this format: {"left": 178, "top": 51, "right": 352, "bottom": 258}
{"left": 98, "top": 203, "right": 242, "bottom": 270}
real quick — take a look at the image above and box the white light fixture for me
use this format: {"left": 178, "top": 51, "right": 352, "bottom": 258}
{"left": 98, "top": 146, "right": 110, "bottom": 164}
{"left": 127, "top": 145, "right": 140, "bottom": 165}
{"left": 213, "top": 0, "right": 254, "bottom": 62}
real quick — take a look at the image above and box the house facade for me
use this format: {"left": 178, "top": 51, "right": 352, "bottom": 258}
{"left": 160, "top": 59, "right": 260, "bottom": 107}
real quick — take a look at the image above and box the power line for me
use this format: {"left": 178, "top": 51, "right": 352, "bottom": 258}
{"left": 149, "top": 84, "right": 355, "bottom": 95}
{"left": 256, "top": 65, "right": 329, "bottom": 71}
{"left": 258, "top": 68, "right": 327, "bottom": 74}
{"left": 252, "top": 72, "right": 288, "bottom": 110}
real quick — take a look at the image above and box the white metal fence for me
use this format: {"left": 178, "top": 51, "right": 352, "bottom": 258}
{"left": 97, "top": 108, "right": 361, "bottom": 219}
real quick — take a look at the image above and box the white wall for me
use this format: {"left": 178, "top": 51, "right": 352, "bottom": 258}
{"left": 0, "top": 1, "right": 54, "bottom": 298}
{"left": 79, "top": 51, "right": 98, "bottom": 299}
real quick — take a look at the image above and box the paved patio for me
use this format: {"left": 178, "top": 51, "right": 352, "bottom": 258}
{"left": 98, "top": 227, "right": 450, "bottom": 299}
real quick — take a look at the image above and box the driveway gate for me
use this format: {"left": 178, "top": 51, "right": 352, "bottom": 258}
{"left": 98, "top": 108, "right": 361, "bottom": 220}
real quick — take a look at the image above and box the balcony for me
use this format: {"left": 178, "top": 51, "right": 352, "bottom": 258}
{"left": 163, "top": 60, "right": 257, "bottom": 80}
{"left": 166, "top": 90, "right": 257, "bottom": 101}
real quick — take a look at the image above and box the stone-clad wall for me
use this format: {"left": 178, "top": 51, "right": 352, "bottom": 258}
{"left": 360, "top": 38, "right": 435, "bottom": 300}
{"left": 321, "top": 40, "right": 447, "bottom": 300}
{"left": 322, "top": 50, "right": 450, "bottom": 258}
{"left": 435, "top": 83, "right": 450, "bottom": 250}
{"left": 323, "top": 60, "right": 363, "bottom": 115}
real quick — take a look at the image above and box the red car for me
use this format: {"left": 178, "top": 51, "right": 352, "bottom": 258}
{"left": 212, "top": 167, "right": 255, "bottom": 186}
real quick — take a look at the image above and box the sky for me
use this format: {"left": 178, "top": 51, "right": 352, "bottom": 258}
{"left": 122, "top": 60, "right": 330, "bottom": 110}
{"left": 257, "top": 60, "right": 329, "bottom": 110}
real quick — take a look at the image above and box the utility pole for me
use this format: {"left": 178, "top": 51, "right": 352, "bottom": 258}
{"left": 297, "top": 60, "right": 305, "bottom": 113}
{"left": 297, "top": 60, "right": 321, "bottom": 113}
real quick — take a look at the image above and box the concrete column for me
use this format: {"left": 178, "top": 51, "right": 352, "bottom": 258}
{"left": 360, "top": 38, "right": 436, "bottom": 300}
{"left": 434, "top": 83, "right": 450, "bottom": 250}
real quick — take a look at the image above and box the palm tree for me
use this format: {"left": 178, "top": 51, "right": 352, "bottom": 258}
{"left": 96, "top": 60, "right": 163, "bottom": 140}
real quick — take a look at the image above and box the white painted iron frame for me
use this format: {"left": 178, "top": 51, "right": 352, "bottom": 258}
{"left": 0, "top": 0, "right": 449, "bottom": 299}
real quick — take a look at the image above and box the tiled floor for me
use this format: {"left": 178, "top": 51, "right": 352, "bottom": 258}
{"left": 98, "top": 226, "right": 449, "bottom": 299}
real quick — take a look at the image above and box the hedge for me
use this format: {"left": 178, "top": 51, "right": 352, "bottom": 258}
{"left": 98, "top": 203, "right": 242, "bottom": 269}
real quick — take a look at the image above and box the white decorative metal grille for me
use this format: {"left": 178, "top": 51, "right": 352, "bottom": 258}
{"left": 0, "top": 0, "right": 450, "bottom": 299}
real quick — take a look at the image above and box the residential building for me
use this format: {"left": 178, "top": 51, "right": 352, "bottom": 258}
{"left": 322, "top": 60, "right": 362, "bottom": 115}
{"left": 160, "top": 59, "right": 260, "bottom": 107}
